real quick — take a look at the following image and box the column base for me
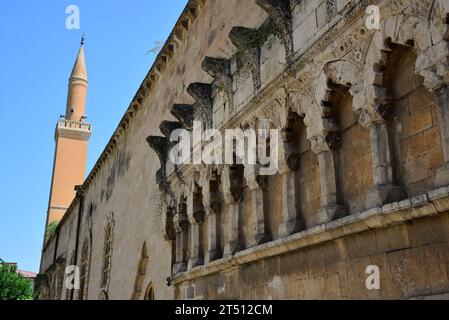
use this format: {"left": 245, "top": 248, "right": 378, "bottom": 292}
{"left": 172, "top": 262, "right": 187, "bottom": 275}
{"left": 316, "top": 205, "right": 346, "bottom": 225}
{"left": 278, "top": 220, "right": 304, "bottom": 238}
{"left": 252, "top": 233, "right": 272, "bottom": 246}
{"left": 188, "top": 257, "right": 204, "bottom": 270}
{"left": 207, "top": 250, "right": 222, "bottom": 263}
{"left": 365, "top": 184, "right": 405, "bottom": 209}
{"left": 224, "top": 241, "right": 242, "bottom": 256}
{"left": 435, "top": 162, "right": 449, "bottom": 188}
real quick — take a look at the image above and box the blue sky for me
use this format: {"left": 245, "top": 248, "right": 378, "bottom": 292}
{"left": 0, "top": 0, "right": 187, "bottom": 272}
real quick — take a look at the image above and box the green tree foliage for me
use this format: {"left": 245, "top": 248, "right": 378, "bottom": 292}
{"left": 0, "top": 260, "right": 34, "bottom": 300}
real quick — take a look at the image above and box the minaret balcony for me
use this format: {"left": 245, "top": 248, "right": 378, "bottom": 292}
{"left": 55, "top": 119, "right": 92, "bottom": 141}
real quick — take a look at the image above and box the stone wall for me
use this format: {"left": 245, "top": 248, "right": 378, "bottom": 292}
{"left": 175, "top": 212, "right": 449, "bottom": 300}
{"left": 38, "top": 0, "right": 449, "bottom": 300}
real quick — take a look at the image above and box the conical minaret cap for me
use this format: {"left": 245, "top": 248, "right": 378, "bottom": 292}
{"left": 70, "top": 45, "right": 87, "bottom": 82}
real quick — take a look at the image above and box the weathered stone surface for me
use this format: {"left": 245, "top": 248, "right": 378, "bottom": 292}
{"left": 159, "top": 121, "right": 183, "bottom": 139}
{"left": 40, "top": 0, "right": 449, "bottom": 301}
{"left": 171, "top": 104, "right": 195, "bottom": 130}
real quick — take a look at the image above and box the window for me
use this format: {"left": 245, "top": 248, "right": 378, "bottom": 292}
{"left": 79, "top": 241, "right": 90, "bottom": 300}
{"left": 101, "top": 220, "right": 114, "bottom": 288}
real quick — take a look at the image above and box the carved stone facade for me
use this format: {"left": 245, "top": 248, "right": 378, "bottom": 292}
{"left": 39, "top": 0, "right": 449, "bottom": 300}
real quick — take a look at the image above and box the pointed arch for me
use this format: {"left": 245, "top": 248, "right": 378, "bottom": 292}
{"left": 361, "top": 1, "right": 449, "bottom": 196}
{"left": 131, "top": 242, "right": 149, "bottom": 300}
{"left": 368, "top": 1, "right": 449, "bottom": 94}
{"left": 144, "top": 282, "right": 155, "bottom": 300}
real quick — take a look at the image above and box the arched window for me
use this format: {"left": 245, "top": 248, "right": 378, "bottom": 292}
{"left": 144, "top": 282, "right": 155, "bottom": 300}
{"left": 79, "top": 241, "right": 90, "bottom": 300}
{"left": 101, "top": 219, "right": 114, "bottom": 288}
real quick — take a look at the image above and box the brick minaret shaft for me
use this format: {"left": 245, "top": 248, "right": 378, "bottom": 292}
{"left": 45, "top": 41, "right": 92, "bottom": 233}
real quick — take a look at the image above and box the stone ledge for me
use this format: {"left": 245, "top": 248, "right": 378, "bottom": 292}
{"left": 170, "top": 185, "right": 449, "bottom": 286}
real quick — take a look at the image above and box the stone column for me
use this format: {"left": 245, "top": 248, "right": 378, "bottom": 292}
{"left": 188, "top": 220, "right": 203, "bottom": 269}
{"left": 225, "top": 201, "right": 240, "bottom": 256}
{"left": 162, "top": 203, "right": 177, "bottom": 273}
{"left": 203, "top": 170, "right": 222, "bottom": 262}
{"left": 172, "top": 209, "right": 188, "bottom": 274}
{"left": 434, "top": 85, "right": 449, "bottom": 187}
{"left": 205, "top": 205, "right": 220, "bottom": 262}
{"left": 365, "top": 120, "right": 404, "bottom": 208}
{"left": 313, "top": 137, "right": 346, "bottom": 224}
{"left": 188, "top": 184, "right": 205, "bottom": 269}
{"left": 222, "top": 165, "right": 243, "bottom": 256}
{"left": 278, "top": 129, "right": 303, "bottom": 237}
{"left": 245, "top": 166, "right": 271, "bottom": 245}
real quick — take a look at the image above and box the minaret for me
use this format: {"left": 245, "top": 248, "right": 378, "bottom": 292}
{"left": 44, "top": 38, "right": 92, "bottom": 234}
